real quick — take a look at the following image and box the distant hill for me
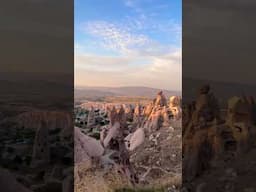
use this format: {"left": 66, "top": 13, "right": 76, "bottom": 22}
{"left": 75, "top": 86, "right": 181, "bottom": 100}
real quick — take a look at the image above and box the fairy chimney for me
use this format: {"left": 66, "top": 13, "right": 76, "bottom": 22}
{"left": 118, "top": 105, "right": 127, "bottom": 128}
{"left": 154, "top": 91, "right": 167, "bottom": 107}
{"left": 143, "top": 102, "right": 153, "bottom": 117}
{"left": 169, "top": 96, "right": 182, "bottom": 120}
{"left": 87, "top": 106, "right": 95, "bottom": 129}
{"left": 148, "top": 107, "right": 162, "bottom": 131}
{"left": 133, "top": 104, "right": 142, "bottom": 126}
{"left": 162, "top": 106, "right": 170, "bottom": 127}
{"left": 226, "top": 96, "right": 250, "bottom": 126}
{"left": 124, "top": 104, "right": 133, "bottom": 121}
{"left": 31, "top": 120, "right": 50, "bottom": 167}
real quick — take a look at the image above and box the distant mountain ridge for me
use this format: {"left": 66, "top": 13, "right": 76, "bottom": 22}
{"left": 75, "top": 86, "right": 181, "bottom": 99}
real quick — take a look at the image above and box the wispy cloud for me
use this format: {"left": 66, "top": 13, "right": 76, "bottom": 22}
{"left": 124, "top": 0, "right": 135, "bottom": 8}
{"left": 75, "top": 54, "right": 138, "bottom": 72}
{"left": 80, "top": 20, "right": 178, "bottom": 56}
{"left": 81, "top": 21, "right": 152, "bottom": 55}
{"left": 75, "top": 48, "right": 181, "bottom": 90}
{"left": 75, "top": 0, "right": 181, "bottom": 90}
{"left": 76, "top": 18, "right": 181, "bottom": 90}
{"left": 123, "top": 0, "right": 144, "bottom": 13}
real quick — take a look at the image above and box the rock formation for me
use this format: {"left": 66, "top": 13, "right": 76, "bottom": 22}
{"left": 74, "top": 126, "right": 104, "bottom": 182}
{"left": 31, "top": 120, "right": 50, "bottom": 168}
{"left": 74, "top": 90, "right": 182, "bottom": 191}
{"left": 133, "top": 104, "right": 142, "bottom": 127}
{"left": 75, "top": 126, "right": 104, "bottom": 164}
{"left": 154, "top": 91, "right": 167, "bottom": 107}
{"left": 143, "top": 101, "right": 153, "bottom": 117}
{"left": 169, "top": 96, "right": 182, "bottom": 120}
{"left": 125, "top": 128, "right": 145, "bottom": 151}
{"left": 87, "top": 106, "right": 95, "bottom": 129}
{"left": 162, "top": 106, "right": 170, "bottom": 127}
{"left": 183, "top": 85, "right": 256, "bottom": 187}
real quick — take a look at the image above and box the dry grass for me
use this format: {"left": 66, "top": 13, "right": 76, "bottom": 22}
{"left": 75, "top": 167, "right": 181, "bottom": 192}
{"left": 114, "top": 174, "right": 181, "bottom": 192}
{"left": 75, "top": 168, "right": 131, "bottom": 192}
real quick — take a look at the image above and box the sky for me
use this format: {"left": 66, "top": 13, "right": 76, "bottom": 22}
{"left": 75, "top": 0, "right": 181, "bottom": 91}
{"left": 183, "top": 0, "right": 256, "bottom": 85}
{"left": 0, "top": 0, "right": 73, "bottom": 75}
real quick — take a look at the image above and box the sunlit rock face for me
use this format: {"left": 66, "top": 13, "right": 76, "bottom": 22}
{"left": 162, "top": 106, "right": 170, "bottom": 127}
{"left": 143, "top": 102, "right": 153, "bottom": 117}
{"left": 125, "top": 128, "right": 145, "bottom": 151}
{"left": 169, "top": 96, "right": 182, "bottom": 120}
{"left": 147, "top": 108, "right": 162, "bottom": 132}
{"left": 74, "top": 126, "right": 104, "bottom": 182}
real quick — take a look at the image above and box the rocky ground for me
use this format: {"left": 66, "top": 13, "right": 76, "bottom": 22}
{"left": 130, "top": 120, "right": 182, "bottom": 189}
{"left": 74, "top": 92, "right": 182, "bottom": 192}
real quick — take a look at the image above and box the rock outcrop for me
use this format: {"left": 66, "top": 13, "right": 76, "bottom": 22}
{"left": 31, "top": 121, "right": 50, "bottom": 168}
{"left": 183, "top": 85, "right": 256, "bottom": 191}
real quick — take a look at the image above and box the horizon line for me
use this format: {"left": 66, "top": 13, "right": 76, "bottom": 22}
{"left": 74, "top": 85, "right": 181, "bottom": 92}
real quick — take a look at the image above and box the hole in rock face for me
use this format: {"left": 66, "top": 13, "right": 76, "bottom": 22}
{"left": 109, "top": 139, "right": 119, "bottom": 150}
{"left": 224, "top": 140, "right": 237, "bottom": 152}
{"left": 133, "top": 175, "right": 139, "bottom": 183}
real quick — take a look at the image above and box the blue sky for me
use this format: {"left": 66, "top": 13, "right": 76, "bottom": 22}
{"left": 75, "top": 0, "right": 181, "bottom": 90}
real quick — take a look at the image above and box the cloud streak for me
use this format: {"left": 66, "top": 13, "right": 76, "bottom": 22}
{"left": 75, "top": 0, "right": 181, "bottom": 90}
{"left": 75, "top": 48, "right": 181, "bottom": 90}
{"left": 81, "top": 21, "right": 150, "bottom": 55}
{"left": 80, "top": 20, "right": 178, "bottom": 57}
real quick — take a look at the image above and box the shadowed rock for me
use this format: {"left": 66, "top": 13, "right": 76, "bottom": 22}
{"left": 154, "top": 91, "right": 167, "bottom": 107}
{"left": 31, "top": 120, "right": 50, "bottom": 168}
{"left": 0, "top": 168, "right": 32, "bottom": 192}
{"left": 87, "top": 106, "right": 95, "bottom": 129}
